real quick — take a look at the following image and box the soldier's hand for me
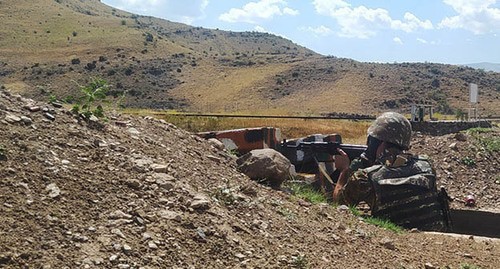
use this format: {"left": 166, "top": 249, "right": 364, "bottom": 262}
{"left": 335, "top": 148, "right": 350, "bottom": 171}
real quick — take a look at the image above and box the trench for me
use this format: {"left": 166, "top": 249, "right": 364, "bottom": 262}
{"left": 448, "top": 209, "right": 500, "bottom": 238}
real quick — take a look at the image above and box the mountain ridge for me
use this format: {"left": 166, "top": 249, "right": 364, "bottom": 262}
{"left": 0, "top": 0, "right": 499, "bottom": 116}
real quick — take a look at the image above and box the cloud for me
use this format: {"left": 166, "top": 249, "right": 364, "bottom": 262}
{"left": 300, "top": 25, "right": 333, "bottom": 36}
{"left": 102, "top": 0, "right": 209, "bottom": 24}
{"left": 253, "top": 25, "right": 289, "bottom": 39}
{"left": 393, "top": 37, "right": 403, "bottom": 45}
{"left": 312, "top": 0, "right": 433, "bottom": 38}
{"left": 416, "top": 38, "right": 438, "bottom": 45}
{"left": 219, "top": 0, "right": 299, "bottom": 24}
{"left": 416, "top": 38, "right": 428, "bottom": 44}
{"left": 439, "top": 0, "right": 500, "bottom": 34}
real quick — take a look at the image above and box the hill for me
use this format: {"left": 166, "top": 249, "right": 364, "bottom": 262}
{"left": 466, "top": 63, "right": 500, "bottom": 73}
{"left": 2, "top": 87, "right": 500, "bottom": 268}
{"left": 0, "top": 0, "right": 499, "bottom": 117}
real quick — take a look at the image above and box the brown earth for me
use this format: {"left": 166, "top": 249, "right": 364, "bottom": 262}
{"left": 1, "top": 89, "right": 499, "bottom": 269}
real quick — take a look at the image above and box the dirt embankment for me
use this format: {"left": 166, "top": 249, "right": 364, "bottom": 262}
{"left": 1, "top": 89, "right": 499, "bottom": 268}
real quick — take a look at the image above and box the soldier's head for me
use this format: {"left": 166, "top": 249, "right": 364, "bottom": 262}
{"left": 368, "top": 112, "right": 412, "bottom": 150}
{"left": 362, "top": 112, "right": 412, "bottom": 164}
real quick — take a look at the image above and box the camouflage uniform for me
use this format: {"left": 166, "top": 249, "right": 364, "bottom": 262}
{"left": 337, "top": 112, "right": 450, "bottom": 232}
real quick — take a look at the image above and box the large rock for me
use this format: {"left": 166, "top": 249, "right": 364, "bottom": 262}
{"left": 236, "top": 149, "right": 293, "bottom": 188}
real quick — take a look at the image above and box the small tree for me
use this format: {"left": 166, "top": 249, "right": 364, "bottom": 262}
{"left": 72, "top": 78, "right": 110, "bottom": 119}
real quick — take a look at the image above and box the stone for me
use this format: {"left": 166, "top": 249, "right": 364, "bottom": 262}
{"left": 236, "top": 148, "right": 293, "bottom": 188}
{"left": 128, "top": 128, "right": 140, "bottom": 135}
{"left": 190, "top": 195, "right": 211, "bottom": 210}
{"left": 454, "top": 133, "right": 467, "bottom": 141}
{"left": 337, "top": 205, "right": 350, "bottom": 211}
{"left": 20, "top": 116, "right": 33, "bottom": 125}
{"left": 122, "top": 244, "right": 132, "bottom": 253}
{"left": 206, "top": 155, "right": 222, "bottom": 163}
{"left": 51, "top": 102, "right": 63, "bottom": 108}
{"left": 111, "top": 228, "right": 126, "bottom": 239}
{"left": 208, "top": 138, "right": 225, "bottom": 150}
{"left": 46, "top": 183, "right": 61, "bottom": 198}
{"left": 424, "top": 262, "right": 437, "bottom": 269}
{"left": 151, "top": 164, "right": 168, "bottom": 173}
{"left": 5, "top": 114, "right": 21, "bottom": 123}
{"left": 44, "top": 113, "right": 55, "bottom": 121}
{"left": 148, "top": 242, "right": 158, "bottom": 249}
{"left": 124, "top": 179, "right": 141, "bottom": 190}
{"left": 27, "top": 106, "right": 41, "bottom": 112}
{"left": 379, "top": 238, "right": 396, "bottom": 250}
{"left": 449, "top": 142, "right": 458, "bottom": 151}
{"left": 152, "top": 173, "right": 176, "bottom": 186}
{"left": 109, "top": 210, "right": 133, "bottom": 219}
{"left": 158, "top": 210, "right": 182, "bottom": 221}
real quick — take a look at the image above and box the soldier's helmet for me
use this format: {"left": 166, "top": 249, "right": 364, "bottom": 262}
{"left": 367, "top": 112, "right": 412, "bottom": 150}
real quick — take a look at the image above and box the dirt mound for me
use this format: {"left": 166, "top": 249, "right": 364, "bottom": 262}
{"left": 1, "top": 90, "right": 499, "bottom": 268}
{"left": 412, "top": 131, "right": 499, "bottom": 210}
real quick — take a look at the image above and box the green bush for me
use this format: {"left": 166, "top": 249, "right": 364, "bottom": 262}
{"left": 71, "top": 78, "right": 110, "bottom": 120}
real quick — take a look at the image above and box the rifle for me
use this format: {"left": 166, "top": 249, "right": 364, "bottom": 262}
{"left": 279, "top": 140, "right": 367, "bottom": 186}
{"left": 281, "top": 141, "right": 367, "bottom": 161}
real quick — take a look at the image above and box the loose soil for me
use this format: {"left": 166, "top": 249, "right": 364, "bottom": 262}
{"left": 1, "top": 90, "right": 499, "bottom": 268}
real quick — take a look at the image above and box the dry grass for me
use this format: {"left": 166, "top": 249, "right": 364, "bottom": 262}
{"left": 150, "top": 114, "right": 370, "bottom": 144}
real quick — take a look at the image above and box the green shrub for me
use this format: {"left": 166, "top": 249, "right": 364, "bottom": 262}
{"left": 71, "top": 78, "right": 110, "bottom": 120}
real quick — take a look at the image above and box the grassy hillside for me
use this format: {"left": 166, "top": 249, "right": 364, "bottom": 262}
{"left": 0, "top": 0, "right": 499, "bottom": 117}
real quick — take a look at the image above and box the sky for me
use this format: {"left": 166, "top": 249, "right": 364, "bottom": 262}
{"left": 100, "top": 0, "right": 500, "bottom": 65}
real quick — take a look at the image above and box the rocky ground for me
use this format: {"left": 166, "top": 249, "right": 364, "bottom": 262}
{"left": 411, "top": 129, "right": 499, "bottom": 211}
{"left": 1, "top": 89, "right": 499, "bottom": 268}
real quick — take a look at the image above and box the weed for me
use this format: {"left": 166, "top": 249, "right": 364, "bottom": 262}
{"left": 0, "top": 145, "right": 6, "bottom": 161}
{"left": 466, "top": 127, "right": 492, "bottom": 135}
{"left": 461, "top": 156, "right": 476, "bottom": 167}
{"left": 277, "top": 207, "right": 296, "bottom": 220}
{"left": 71, "top": 78, "right": 110, "bottom": 120}
{"left": 363, "top": 217, "right": 403, "bottom": 233}
{"left": 477, "top": 137, "right": 500, "bottom": 153}
{"left": 465, "top": 127, "right": 499, "bottom": 153}
{"left": 48, "top": 94, "right": 58, "bottom": 103}
{"left": 460, "top": 264, "right": 482, "bottom": 269}
{"left": 349, "top": 205, "right": 361, "bottom": 217}
{"left": 289, "top": 183, "right": 327, "bottom": 204}
{"left": 291, "top": 255, "right": 308, "bottom": 269}
{"left": 212, "top": 188, "right": 236, "bottom": 205}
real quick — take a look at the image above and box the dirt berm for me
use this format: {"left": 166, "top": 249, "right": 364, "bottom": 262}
{"left": 1, "top": 90, "right": 499, "bottom": 268}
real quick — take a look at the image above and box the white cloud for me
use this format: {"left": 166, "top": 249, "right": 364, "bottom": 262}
{"left": 439, "top": 0, "right": 500, "bottom": 34}
{"left": 393, "top": 37, "right": 403, "bottom": 45}
{"left": 300, "top": 25, "right": 333, "bottom": 36}
{"left": 416, "top": 38, "right": 428, "bottom": 44}
{"left": 312, "top": 0, "right": 433, "bottom": 38}
{"left": 253, "top": 25, "right": 288, "bottom": 39}
{"left": 102, "top": 0, "right": 209, "bottom": 24}
{"left": 219, "top": 0, "right": 298, "bottom": 24}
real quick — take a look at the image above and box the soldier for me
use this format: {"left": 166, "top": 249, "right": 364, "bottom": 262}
{"left": 333, "top": 112, "right": 451, "bottom": 231}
